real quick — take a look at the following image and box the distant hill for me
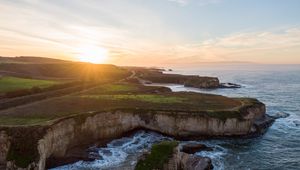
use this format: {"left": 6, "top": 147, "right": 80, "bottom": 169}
{"left": 0, "top": 56, "right": 71, "bottom": 64}
{"left": 0, "top": 56, "right": 129, "bottom": 81}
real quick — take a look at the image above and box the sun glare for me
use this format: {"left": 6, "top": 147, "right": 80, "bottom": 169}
{"left": 75, "top": 45, "right": 108, "bottom": 64}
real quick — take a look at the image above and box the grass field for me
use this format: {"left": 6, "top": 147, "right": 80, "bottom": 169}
{"left": 95, "top": 84, "right": 138, "bottom": 92}
{"left": 0, "top": 83, "right": 251, "bottom": 126}
{"left": 80, "top": 94, "right": 187, "bottom": 104}
{"left": 81, "top": 83, "right": 170, "bottom": 94}
{"left": 0, "top": 76, "right": 60, "bottom": 93}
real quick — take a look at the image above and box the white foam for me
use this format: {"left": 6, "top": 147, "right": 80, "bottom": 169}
{"left": 51, "top": 131, "right": 171, "bottom": 170}
{"left": 194, "top": 144, "right": 227, "bottom": 170}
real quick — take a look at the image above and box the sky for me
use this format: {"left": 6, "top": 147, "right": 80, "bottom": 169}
{"left": 0, "top": 0, "right": 300, "bottom": 66}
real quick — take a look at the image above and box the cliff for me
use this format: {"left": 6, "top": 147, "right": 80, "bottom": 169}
{"left": 128, "top": 68, "right": 241, "bottom": 89}
{"left": 0, "top": 98, "right": 273, "bottom": 170}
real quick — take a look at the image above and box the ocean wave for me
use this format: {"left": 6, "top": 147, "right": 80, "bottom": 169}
{"left": 51, "top": 131, "right": 171, "bottom": 170}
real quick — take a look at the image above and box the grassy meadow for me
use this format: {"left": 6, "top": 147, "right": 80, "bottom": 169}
{"left": 0, "top": 83, "right": 248, "bottom": 126}
{"left": 80, "top": 94, "right": 187, "bottom": 104}
{"left": 0, "top": 76, "right": 60, "bottom": 93}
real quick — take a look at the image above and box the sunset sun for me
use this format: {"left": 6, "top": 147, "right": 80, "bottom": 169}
{"left": 75, "top": 45, "right": 108, "bottom": 64}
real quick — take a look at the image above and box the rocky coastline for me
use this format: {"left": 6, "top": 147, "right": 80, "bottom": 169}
{"left": 0, "top": 64, "right": 275, "bottom": 170}
{"left": 129, "top": 68, "right": 241, "bottom": 89}
{"left": 0, "top": 99, "right": 274, "bottom": 170}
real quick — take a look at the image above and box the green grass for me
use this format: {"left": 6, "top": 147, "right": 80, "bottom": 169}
{"left": 235, "top": 98, "right": 261, "bottom": 106}
{"left": 80, "top": 94, "right": 187, "bottom": 104}
{"left": 81, "top": 84, "right": 138, "bottom": 95}
{"left": 0, "top": 76, "right": 59, "bottom": 93}
{"left": 81, "top": 83, "right": 170, "bottom": 95}
{"left": 0, "top": 83, "right": 250, "bottom": 126}
{"left": 135, "top": 141, "right": 179, "bottom": 170}
{"left": 95, "top": 84, "right": 138, "bottom": 92}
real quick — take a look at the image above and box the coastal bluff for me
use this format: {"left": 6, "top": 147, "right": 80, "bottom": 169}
{"left": 0, "top": 97, "right": 273, "bottom": 170}
{"left": 127, "top": 67, "right": 240, "bottom": 88}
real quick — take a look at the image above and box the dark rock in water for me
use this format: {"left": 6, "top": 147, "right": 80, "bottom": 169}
{"left": 46, "top": 150, "right": 95, "bottom": 168}
{"left": 86, "top": 147, "right": 103, "bottom": 161}
{"left": 219, "top": 82, "right": 241, "bottom": 88}
{"left": 88, "top": 152, "right": 103, "bottom": 161}
{"left": 251, "top": 115, "right": 275, "bottom": 137}
{"left": 86, "top": 146, "right": 98, "bottom": 152}
{"left": 293, "top": 120, "right": 300, "bottom": 127}
{"left": 181, "top": 143, "right": 213, "bottom": 154}
{"left": 181, "top": 153, "right": 213, "bottom": 170}
{"left": 273, "top": 112, "right": 290, "bottom": 119}
{"left": 101, "top": 149, "right": 113, "bottom": 156}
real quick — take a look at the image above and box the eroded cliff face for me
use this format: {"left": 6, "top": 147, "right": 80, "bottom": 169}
{"left": 37, "top": 112, "right": 142, "bottom": 170}
{"left": 140, "top": 113, "right": 252, "bottom": 137}
{"left": 0, "top": 131, "right": 9, "bottom": 167}
{"left": 1, "top": 102, "right": 271, "bottom": 170}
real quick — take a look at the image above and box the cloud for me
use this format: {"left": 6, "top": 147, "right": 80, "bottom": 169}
{"left": 167, "top": 28, "right": 300, "bottom": 65}
{"left": 0, "top": 1, "right": 299, "bottom": 66}
{"left": 198, "top": 0, "right": 222, "bottom": 6}
{"left": 168, "top": 0, "right": 222, "bottom": 6}
{"left": 168, "top": 0, "right": 189, "bottom": 5}
{"left": 0, "top": 0, "right": 182, "bottom": 64}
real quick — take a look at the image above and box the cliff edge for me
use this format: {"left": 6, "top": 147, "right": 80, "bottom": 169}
{"left": 0, "top": 83, "right": 274, "bottom": 169}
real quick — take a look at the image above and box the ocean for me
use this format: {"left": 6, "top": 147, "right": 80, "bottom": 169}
{"left": 53, "top": 64, "right": 300, "bottom": 170}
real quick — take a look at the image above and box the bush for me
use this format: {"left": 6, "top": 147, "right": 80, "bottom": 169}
{"left": 135, "top": 141, "right": 178, "bottom": 170}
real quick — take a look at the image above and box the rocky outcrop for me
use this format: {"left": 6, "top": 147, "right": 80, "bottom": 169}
{"left": 273, "top": 112, "right": 290, "bottom": 119}
{"left": 0, "top": 100, "right": 273, "bottom": 170}
{"left": 293, "top": 120, "right": 300, "bottom": 127}
{"left": 180, "top": 153, "right": 213, "bottom": 170}
{"left": 162, "top": 146, "right": 181, "bottom": 170}
{"left": 137, "top": 70, "right": 220, "bottom": 89}
{"left": 163, "top": 145, "right": 213, "bottom": 170}
{"left": 183, "top": 77, "right": 220, "bottom": 89}
{"left": 219, "top": 83, "right": 241, "bottom": 88}
{"left": 136, "top": 69, "right": 241, "bottom": 89}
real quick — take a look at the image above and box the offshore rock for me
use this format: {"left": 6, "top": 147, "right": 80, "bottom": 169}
{"left": 219, "top": 83, "right": 241, "bottom": 88}
{"left": 180, "top": 153, "right": 213, "bottom": 170}
{"left": 273, "top": 112, "right": 290, "bottom": 119}
{"left": 181, "top": 143, "right": 213, "bottom": 154}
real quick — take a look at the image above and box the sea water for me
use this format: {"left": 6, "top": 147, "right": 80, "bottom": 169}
{"left": 53, "top": 64, "right": 300, "bottom": 170}
{"left": 164, "top": 64, "right": 300, "bottom": 170}
{"left": 51, "top": 131, "right": 172, "bottom": 170}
